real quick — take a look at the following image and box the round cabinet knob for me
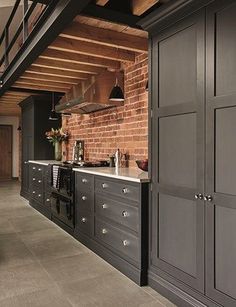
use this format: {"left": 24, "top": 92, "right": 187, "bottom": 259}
{"left": 81, "top": 196, "right": 87, "bottom": 201}
{"left": 194, "top": 193, "right": 203, "bottom": 200}
{"left": 38, "top": 194, "right": 41, "bottom": 197}
{"left": 81, "top": 217, "right": 86, "bottom": 223}
{"left": 38, "top": 180, "right": 42, "bottom": 183}
{"left": 33, "top": 167, "right": 36, "bottom": 170}
{"left": 38, "top": 168, "right": 41, "bottom": 171}
{"left": 122, "top": 211, "right": 129, "bottom": 218}
{"left": 82, "top": 178, "right": 87, "bottom": 183}
{"left": 32, "top": 178, "right": 36, "bottom": 181}
{"left": 102, "top": 183, "right": 108, "bottom": 189}
{"left": 204, "top": 195, "right": 213, "bottom": 202}
{"left": 102, "top": 204, "right": 108, "bottom": 209}
{"left": 123, "top": 240, "right": 130, "bottom": 246}
{"left": 32, "top": 191, "right": 35, "bottom": 194}
{"left": 46, "top": 198, "right": 50, "bottom": 202}
{"left": 122, "top": 188, "right": 129, "bottom": 194}
{"left": 24, "top": 161, "right": 28, "bottom": 164}
{"left": 102, "top": 228, "right": 107, "bottom": 234}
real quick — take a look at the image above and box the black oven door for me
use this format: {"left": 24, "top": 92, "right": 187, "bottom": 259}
{"left": 58, "top": 167, "right": 73, "bottom": 197}
{"left": 51, "top": 193, "right": 74, "bottom": 228}
{"left": 59, "top": 198, "right": 74, "bottom": 227}
{"left": 51, "top": 194, "right": 60, "bottom": 217}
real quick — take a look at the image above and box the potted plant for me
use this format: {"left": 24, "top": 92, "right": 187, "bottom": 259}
{"left": 45, "top": 128, "right": 69, "bottom": 161}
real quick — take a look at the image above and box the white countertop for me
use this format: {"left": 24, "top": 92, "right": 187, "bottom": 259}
{"left": 73, "top": 167, "right": 150, "bottom": 183}
{"left": 28, "top": 160, "right": 62, "bottom": 166}
{"left": 28, "top": 160, "right": 149, "bottom": 183}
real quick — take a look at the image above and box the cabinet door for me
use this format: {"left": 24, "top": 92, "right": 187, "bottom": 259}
{"left": 206, "top": 1, "right": 236, "bottom": 305}
{"left": 151, "top": 10, "right": 205, "bottom": 292}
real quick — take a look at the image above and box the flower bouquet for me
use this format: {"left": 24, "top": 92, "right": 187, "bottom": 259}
{"left": 45, "top": 128, "right": 69, "bottom": 160}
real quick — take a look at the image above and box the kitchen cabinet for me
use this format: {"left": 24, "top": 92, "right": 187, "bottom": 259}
{"left": 140, "top": 0, "right": 236, "bottom": 306}
{"left": 74, "top": 172, "right": 148, "bottom": 286}
{"left": 28, "top": 162, "right": 52, "bottom": 219}
{"left": 19, "top": 95, "right": 60, "bottom": 199}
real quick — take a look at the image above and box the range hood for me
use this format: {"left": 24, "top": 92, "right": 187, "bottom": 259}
{"left": 55, "top": 70, "right": 124, "bottom": 115}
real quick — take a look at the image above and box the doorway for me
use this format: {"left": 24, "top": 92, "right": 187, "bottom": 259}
{"left": 0, "top": 125, "right": 12, "bottom": 180}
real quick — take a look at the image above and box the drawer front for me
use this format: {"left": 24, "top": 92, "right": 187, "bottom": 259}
{"left": 31, "top": 164, "right": 44, "bottom": 179}
{"left": 76, "top": 211, "right": 93, "bottom": 237}
{"left": 95, "top": 177, "right": 139, "bottom": 202}
{"left": 95, "top": 218, "right": 139, "bottom": 263}
{"left": 76, "top": 173, "right": 94, "bottom": 192}
{"left": 31, "top": 189, "right": 44, "bottom": 203}
{"left": 76, "top": 190, "right": 94, "bottom": 213}
{"left": 95, "top": 194, "right": 139, "bottom": 232}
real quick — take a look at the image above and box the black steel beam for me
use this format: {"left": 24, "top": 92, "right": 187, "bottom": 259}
{"left": 82, "top": 4, "right": 142, "bottom": 29}
{"left": 0, "top": 0, "right": 92, "bottom": 97}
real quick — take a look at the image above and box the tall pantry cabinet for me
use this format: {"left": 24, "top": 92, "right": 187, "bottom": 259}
{"left": 141, "top": 0, "right": 236, "bottom": 306}
{"left": 19, "top": 95, "right": 61, "bottom": 199}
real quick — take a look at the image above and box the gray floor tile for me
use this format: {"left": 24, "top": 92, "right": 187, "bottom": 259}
{"left": 41, "top": 253, "right": 114, "bottom": 284}
{"left": 0, "top": 233, "right": 36, "bottom": 269}
{"left": 142, "top": 287, "right": 176, "bottom": 307}
{"left": 25, "top": 235, "right": 90, "bottom": 261}
{"left": 0, "top": 262, "right": 55, "bottom": 301}
{"left": 0, "top": 220, "right": 16, "bottom": 234}
{"left": 18, "top": 227, "right": 69, "bottom": 245}
{"left": 0, "top": 287, "right": 73, "bottom": 307}
{"left": 58, "top": 272, "right": 156, "bottom": 307}
{"left": 9, "top": 214, "right": 55, "bottom": 233}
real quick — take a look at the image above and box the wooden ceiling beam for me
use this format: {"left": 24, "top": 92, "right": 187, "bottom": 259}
{"left": 18, "top": 78, "right": 72, "bottom": 90}
{"left": 132, "top": 0, "right": 159, "bottom": 15}
{"left": 3, "top": 91, "right": 30, "bottom": 97}
{"left": 0, "top": 110, "right": 19, "bottom": 114}
{"left": 0, "top": 104, "right": 19, "bottom": 109}
{"left": 96, "top": 0, "right": 109, "bottom": 5}
{"left": 22, "top": 73, "right": 79, "bottom": 85}
{"left": 32, "top": 58, "right": 104, "bottom": 74}
{"left": 0, "top": 101, "right": 19, "bottom": 105}
{"left": 13, "top": 82, "right": 68, "bottom": 93}
{"left": 1, "top": 94, "right": 27, "bottom": 99}
{"left": 60, "top": 22, "right": 148, "bottom": 53}
{"left": 49, "top": 37, "right": 135, "bottom": 62}
{"left": 40, "top": 49, "right": 120, "bottom": 70}
{"left": 26, "top": 67, "right": 90, "bottom": 80}
{"left": 2, "top": 97, "right": 28, "bottom": 101}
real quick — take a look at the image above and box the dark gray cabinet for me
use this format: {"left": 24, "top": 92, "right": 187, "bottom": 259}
{"left": 20, "top": 95, "right": 60, "bottom": 199}
{"left": 74, "top": 172, "right": 148, "bottom": 286}
{"left": 140, "top": 0, "right": 236, "bottom": 306}
{"left": 150, "top": 9, "right": 205, "bottom": 293}
{"left": 28, "top": 162, "right": 52, "bottom": 219}
{"left": 205, "top": 1, "right": 236, "bottom": 306}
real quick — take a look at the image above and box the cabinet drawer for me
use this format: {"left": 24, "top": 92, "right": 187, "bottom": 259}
{"left": 31, "top": 189, "right": 43, "bottom": 202}
{"left": 76, "top": 190, "right": 94, "bottom": 213}
{"left": 95, "top": 177, "right": 139, "bottom": 202}
{"left": 76, "top": 211, "right": 93, "bottom": 237}
{"left": 76, "top": 173, "right": 94, "bottom": 192}
{"left": 95, "top": 194, "right": 139, "bottom": 232}
{"left": 95, "top": 218, "right": 139, "bottom": 263}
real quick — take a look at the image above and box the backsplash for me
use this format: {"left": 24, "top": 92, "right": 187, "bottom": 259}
{"left": 62, "top": 53, "right": 148, "bottom": 167}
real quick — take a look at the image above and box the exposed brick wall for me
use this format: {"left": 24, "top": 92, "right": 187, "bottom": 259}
{"left": 62, "top": 53, "right": 148, "bottom": 167}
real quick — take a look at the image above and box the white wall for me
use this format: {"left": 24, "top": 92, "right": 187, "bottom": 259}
{"left": 0, "top": 116, "right": 20, "bottom": 178}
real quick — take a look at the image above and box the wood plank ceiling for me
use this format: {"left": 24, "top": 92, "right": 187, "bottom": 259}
{"left": 0, "top": 0, "right": 161, "bottom": 116}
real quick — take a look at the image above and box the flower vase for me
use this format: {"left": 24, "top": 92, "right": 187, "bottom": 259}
{"left": 54, "top": 141, "right": 62, "bottom": 161}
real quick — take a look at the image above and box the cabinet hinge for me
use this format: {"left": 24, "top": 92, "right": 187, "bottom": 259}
{"left": 150, "top": 109, "right": 153, "bottom": 118}
{"left": 150, "top": 183, "right": 153, "bottom": 191}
